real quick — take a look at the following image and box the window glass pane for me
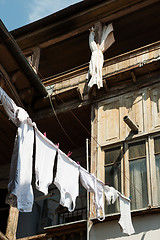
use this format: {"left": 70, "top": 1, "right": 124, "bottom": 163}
{"left": 154, "top": 136, "right": 160, "bottom": 154}
{"left": 129, "top": 158, "right": 148, "bottom": 210}
{"left": 105, "top": 147, "right": 121, "bottom": 165}
{"left": 129, "top": 141, "right": 146, "bottom": 159}
{"left": 105, "top": 151, "right": 121, "bottom": 214}
{"left": 105, "top": 165, "right": 121, "bottom": 190}
{"left": 155, "top": 154, "right": 160, "bottom": 205}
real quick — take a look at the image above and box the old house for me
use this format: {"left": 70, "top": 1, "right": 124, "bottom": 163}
{"left": 1, "top": 0, "right": 160, "bottom": 239}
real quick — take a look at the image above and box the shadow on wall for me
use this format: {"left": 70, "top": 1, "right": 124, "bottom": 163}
{"left": 89, "top": 213, "right": 160, "bottom": 240}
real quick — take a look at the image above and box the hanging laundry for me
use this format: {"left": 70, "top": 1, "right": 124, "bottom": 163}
{"left": 79, "top": 166, "right": 105, "bottom": 220}
{"left": 80, "top": 165, "right": 135, "bottom": 235}
{"left": 0, "top": 87, "right": 135, "bottom": 236}
{"left": 0, "top": 87, "right": 35, "bottom": 212}
{"left": 34, "top": 128, "right": 57, "bottom": 195}
{"left": 87, "top": 23, "right": 115, "bottom": 89}
{"left": 54, "top": 149, "right": 79, "bottom": 212}
{"left": 118, "top": 193, "right": 135, "bottom": 236}
{"left": 103, "top": 185, "right": 118, "bottom": 205}
{"left": 0, "top": 87, "right": 19, "bottom": 126}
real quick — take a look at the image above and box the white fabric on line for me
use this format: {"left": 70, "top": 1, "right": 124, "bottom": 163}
{"left": 54, "top": 149, "right": 79, "bottom": 212}
{"left": 87, "top": 23, "right": 115, "bottom": 89}
{"left": 35, "top": 128, "right": 57, "bottom": 195}
{"left": 6, "top": 110, "right": 34, "bottom": 212}
{"left": 80, "top": 166, "right": 105, "bottom": 221}
{"left": 0, "top": 87, "right": 35, "bottom": 212}
{"left": 118, "top": 193, "right": 135, "bottom": 236}
{"left": 103, "top": 185, "right": 118, "bottom": 205}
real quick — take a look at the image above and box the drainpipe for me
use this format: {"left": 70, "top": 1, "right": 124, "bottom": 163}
{"left": 0, "top": 20, "right": 47, "bottom": 98}
{"left": 86, "top": 138, "right": 90, "bottom": 240}
{"left": 123, "top": 116, "right": 139, "bottom": 134}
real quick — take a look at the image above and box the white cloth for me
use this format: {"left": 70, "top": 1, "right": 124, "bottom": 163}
{"left": 118, "top": 194, "right": 135, "bottom": 236}
{"left": 104, "top": 185, "right": 118, "bottom": 205}
{"left": 0, "top": 87, "right": 35, "bottom": 212}
{"left": 35, "top": 128, "right": 57, "bottom": 195}
{"left": 80, "top": 166, "right": 105, "bottom": 220}
{"left": 54, "top": 149, "right": 79, "bottom": 212}
{"left": 87, "top": 23, "right": 115, "bottom": 89}
{"left": 6, "top": 110, "right": 34, "bottom": 212}
{"left": 0, "top": 87, "right": 19, "bottom": 126}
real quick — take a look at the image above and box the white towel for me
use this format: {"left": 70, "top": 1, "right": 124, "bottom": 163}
{"left": 6, "top": 109, "right": 34, "bottom": 212}
{"left": 103, "top": 185, "right": 118, "bottom": 205}
{"left": 54, "top": 149, "right": 79, "bottom": 212}
{"left": 35, "top": 128, "right": 57, "bottom": 195}
{"left": 118, "top": 194, "right": 135, "bottom": 235}
{"left": 80, "top": 166, "right": 105, "bottom": 220}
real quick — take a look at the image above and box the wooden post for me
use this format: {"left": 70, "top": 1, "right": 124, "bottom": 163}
{"left": 0, "top": 75, "right": 5, "bottom": 89}
{"left": 5, "top": 206, "right": 19, "bottom": 240}
{"left": 32, "top": 46, "right": 41, "bottom": 73}
{"left": 90, "top": 103, "right": 98, "bottom": 218}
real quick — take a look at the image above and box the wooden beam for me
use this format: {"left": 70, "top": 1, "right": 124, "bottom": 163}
{"left": 17, "top": 233, "right": 48, "bottom": 240}
{"left": 0, "top": 64, "right": 25, "bottom": 108}
{"left": 32, "top": 46, "right": 41, "bottom": 73}
{"left": 11, "top": 70, "right": 22, "bottom": 83}
{"left": 19, "top": 0, "right": 158, "bottom": 50}
{"left": 94, "top": 22, "right": 102, "bottom": 45}
{"left": 130, "top": 70, "right": 137, "bottom": 83}
{"left": 0, "top": 75, "right": 5, "bottom": 88}
{"left": 76, "top": 88, "right": 83, "bottom": 101}
{"left": 88, "top": 85, "right": 97, "bottom": 98}
{"left": 5, "top": 206, "right": 19, "bottom": 240}
{"left": 103, "top": 79, "right": 109, "bottom": 92}
{"left": 0, "top": 231, "right": 8, "bottom": 240}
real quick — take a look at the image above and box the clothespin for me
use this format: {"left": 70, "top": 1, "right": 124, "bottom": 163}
{"left": 67, "top": 151, "right": 72, "bottom": 157}
{"left": 55, "top": 143, "right": 59, "bottom": 148}
{"left": 77, "top": 161, "right": 80, "bottom": 165}
{"left": 43, "top": 132, "right": 47, "bottom": 137}
{"left": 129, "top": 196, "right": 132, "bottom": 200}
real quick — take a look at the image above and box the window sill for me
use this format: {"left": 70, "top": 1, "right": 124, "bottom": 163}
{"left": 44, "top": 219, "right": 87, "bottom": 234}
{"left": 91, "top": 206, "right": 160, "bottom": 224}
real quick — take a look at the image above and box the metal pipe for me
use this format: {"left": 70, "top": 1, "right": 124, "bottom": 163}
{"left": 35, "top": 193, "right": 54, "bottom": 201}
{"left": 86, "top": 138, "right": 90, "bottom": 240}
{"left": 123, "top": 115, "right": 139, "bottom": 134}
{"left": 0, "top": 20, "right": 48, "bottom": 98}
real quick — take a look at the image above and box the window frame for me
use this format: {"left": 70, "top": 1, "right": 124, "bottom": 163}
{"left": 103, "top": 133, "right": 160, "bottom": 214}
{"left": 148, "top": 134, "right": 160, "bottom": 207}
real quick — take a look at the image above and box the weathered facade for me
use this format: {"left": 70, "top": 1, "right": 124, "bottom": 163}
{"left": 1, "top": 0, "right": 160, "bottom": 239}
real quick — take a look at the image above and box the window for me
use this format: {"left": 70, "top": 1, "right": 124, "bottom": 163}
{"left": 154, "top": 136, "right": 160, "bottom": 205}
{"left": 128, "top": 141, "right": 148, "bottom": 210}
{"left": 104, "top": 135, "right": 160, "bottom": 214}
{"left": 105, "top": 146, "right": 121, "bottom": 213}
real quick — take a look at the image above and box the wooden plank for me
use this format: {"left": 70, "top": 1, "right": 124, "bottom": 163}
{"left": 18, "top": 0, "right": 158, "bottom": 50}
{"left": 90, "top": 103, "right": 98, "bottom": 218}
{"left": 0, "top": 231, "right": 8, "bottom": 240}
{"left": 32, "top": 47, "right": 41, "bottom": 73}
{"left": 0, "top": 65, "right": 24, "bottom": 108}
{"left": 17, "top": 233, "right": 48, "bottom": 240}
{"left": 130, "top": 70, "right": 136, "bottom": 83}
{"left": 5, "top": 206, "right": 19, "bottom": 240}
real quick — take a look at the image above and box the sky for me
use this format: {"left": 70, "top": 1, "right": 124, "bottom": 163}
{"left": 0, "top": 0, "right": 82, "bottom": 31}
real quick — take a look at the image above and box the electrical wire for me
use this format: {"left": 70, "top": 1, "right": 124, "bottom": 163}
{"left": 48, "top": 93, "right": 78, "bottom": 148}
{"left": 38, "top": 69, "right": 146, "bottom": 201}
{"left": 54, "top": 94, "right": 146, "bottom": 200}
{"left": 56, "top": 94, "right": 101, "bottom": 148}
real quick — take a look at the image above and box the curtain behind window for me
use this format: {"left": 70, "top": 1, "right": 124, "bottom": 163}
{"left": 154, "top": 136, "right": 160, "bottom": 205}
{"left": 105, "top": 147, "right": 121, "bottom": 214}
{"left": 129, "top": 141, "right": 148, "bottom": 210}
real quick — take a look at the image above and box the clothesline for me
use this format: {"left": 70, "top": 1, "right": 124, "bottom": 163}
{"left": 0, "top": 87, "right": 135, "bottom": 235}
